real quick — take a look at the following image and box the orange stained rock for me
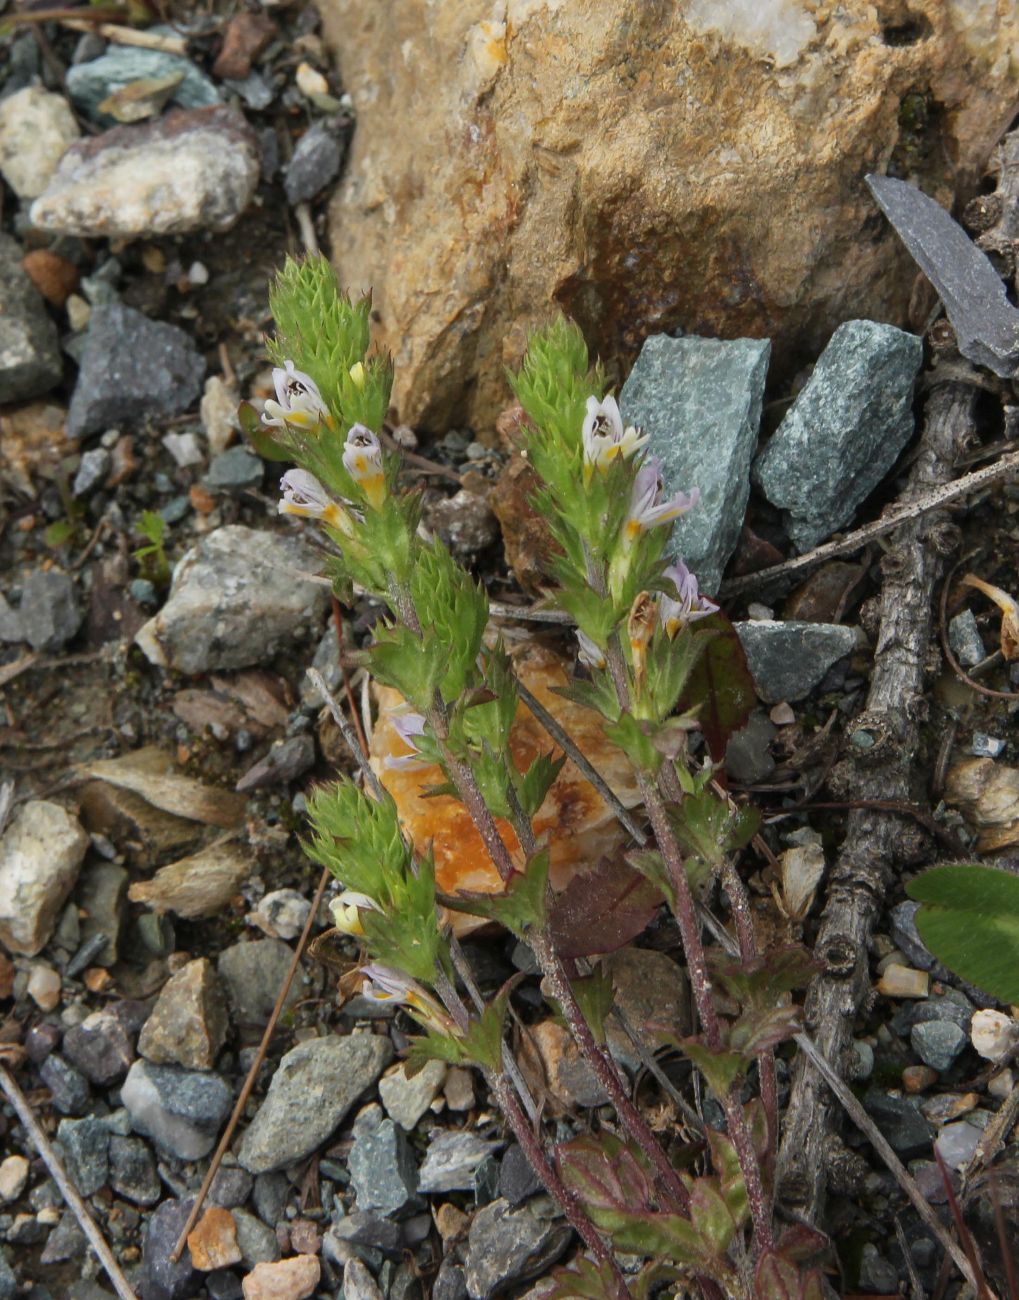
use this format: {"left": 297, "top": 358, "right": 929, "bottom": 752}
{"left": 370, "top": 639, "right": 641, "bottom": 924}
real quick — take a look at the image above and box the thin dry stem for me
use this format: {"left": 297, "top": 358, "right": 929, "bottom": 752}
{"left": 171, "top": 866, "right": 330, "bottom": 1262}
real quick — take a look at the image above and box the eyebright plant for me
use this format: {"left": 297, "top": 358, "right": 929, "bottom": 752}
{"left": 260, "top": 255, "right": 823, "bottom": 1299}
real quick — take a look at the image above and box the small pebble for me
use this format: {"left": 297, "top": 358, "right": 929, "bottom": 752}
{"left": 988, "top": 1068, "right": 1014, "bottom": 1099}
{"left": 876, "top": 964, "right": 929, "bottom": 999}
{"left": 769, "top": 701, "right": 796, "bottom": 725}
{"left": 935, "top": 1120, "right": 982, "bottom": 1170}
{"left": 948, "top": 608, "right": 986, "bottom": 667}
{"left": 971, "top": 1009, "right": 1017, "bottom": 1060}
{"left": 911, "top": 1020, "right": 967, "bottom": 1071}
{"left": 972, "top": 733, "right": 1007, "bottom": 758}
{"left": 72, "top": 447, "right": 110, "bottom": 497}
{"left": 921, "top": 1092, "right": 978, "bottom": 1125}
{"left": 163, "top": 430, "right": 204, "bottom": 468}
{"left": 901, "top": 1065, "right": 937, "bottom": 1093}
{"left": 27, "top": 963, "right": 62, "bottom": 1011}
{"left": 188, "top": 260, "right": 209, "bottom": 286}
{"left": 0, "top": 1155, "right": 30, "bottom": 1203}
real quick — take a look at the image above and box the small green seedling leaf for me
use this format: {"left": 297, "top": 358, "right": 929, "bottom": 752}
{"left": 908, "top": 863, "right": 1019, "bottom": 1004}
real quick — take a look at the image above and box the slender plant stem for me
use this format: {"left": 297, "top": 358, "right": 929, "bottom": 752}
{"left": 433, "top": 971, "right": 628, "bottom": 1294}
{"left": 439, "top": 728, "right": 692, "bottom": 1212}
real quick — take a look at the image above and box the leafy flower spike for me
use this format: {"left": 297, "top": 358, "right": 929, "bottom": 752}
{"left": 659, "top": 560, "right": 719, "bottom": 637}
{"left": 624, "top": 458, "right": 700, "bottom": 539}
{"left": 360, "top": 963, "right": 455, "bottom": 1033}
{"left": 581, "top": 394, "right": 648, "bottom": 475}
{"left": 278, "top": 468, "right": 351, "bottom": 530}
{"left": 576, "top": 630, "right": 607, "bottom": 670}
{"left": 263, "top": 360, "right": 331, "bottom": 431}
{"left": 343, "top": 424, "right": 386, "bottom": 509}
{"left": 330, "top": 890, "right": 380, "bottom": 936}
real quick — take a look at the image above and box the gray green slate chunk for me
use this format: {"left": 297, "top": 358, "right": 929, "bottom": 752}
{"left": 753, "top": 319, "right": 922, "bottom": 551}
{"left": 620, "top": 334, "right": 770, "bottom": 593}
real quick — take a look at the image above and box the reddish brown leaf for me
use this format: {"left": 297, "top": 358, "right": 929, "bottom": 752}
{"left": 678, "top": 611, "right": 756, "bottom": 760}
{"left": 549, "top": 855, "right": 663, "bottom": 958}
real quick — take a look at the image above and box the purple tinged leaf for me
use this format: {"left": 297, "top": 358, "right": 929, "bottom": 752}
{"left": 549, "top": 855, "right": 664, "bottom": 958}
{"left": 677, "top": 611, "right": 756, "bottom": 760}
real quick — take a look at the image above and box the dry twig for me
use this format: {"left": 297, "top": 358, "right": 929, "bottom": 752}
{"left": 60, "top": 19, "right": 188, "bottom": 51}
{"left": 0, "top": 1064, "right": 138, "bottom": 1300}
{"left": 778, "top": 361, "right": 981, "bottom": 1220}
{"left": 721, "top": 448, "right": 1019, "bottom": 600}
{"left": 170, "top": 866, "right": 331, "bottom": 1262}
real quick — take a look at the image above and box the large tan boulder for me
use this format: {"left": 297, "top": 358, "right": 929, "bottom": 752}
{"left": 322, "top": 1, "right": 1019, "bottom": 432}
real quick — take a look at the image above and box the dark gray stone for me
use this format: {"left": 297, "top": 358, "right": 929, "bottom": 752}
{"left": 141, "top": 1198, "right": 199, "bottom": 1300}
{"left": 498, "top": 1145, "right": 542, "bottom": 1207}
{"left": 218, "top": 938, "right": 313, "bottom": 1034}
{"left": 418, "top": 1131, "right": 503, "bottom": 1194}
{"left": 237, "top": 1034, "right": 393, "bottom": 1174}
{"left": 948, "top": 609, "right": 986, "bottom": 668}
{"left": 40, "top": 1211, "right": 87, "bottom": 1264}
{"left": 108, "top": 1135, "right": 160, "bottom": 1206}
{"left": 753, "top": 319, "right": 923, "bottom": 550}
{"left": 867, "top": 174, "right": 1019, "bottom": 379}
{"left": 863, "top": 1090, "right": 932, "bottom": 1159}
{"left": 326, "top": 1212, "right": 404, "bottom": 1258}
{"left": 284, "top": 121, "right": 344, "bottom": 205}
{"left": 348, "top": 1106, "right": 420, "bottom": 1216}
{"left": 67, "top": 303, "right": 206, "bottom": 439}
{"left": 734, "top": 620, "right": 857, "bottom": 704}
{"left": 208, "top": 1164, "right": 253, "bottom": 1210}
{"left": 39, "top": 1054, "right": 90, "bottom": 1115}
{"left": 464, "top": 1199, "right": 572, "bottom": 1300}
{"left": 0, "top": 233, "right": 62, "bottom": 403}
{"left": 620, "top": 333, "right": 770, "bottom": 591}
{"left": 474, "top": 1154, "right": 501, "bottom": 1206}
{"left": 205, "top": 1269, "right": 243, "bottom": 1300}
{"left": 56, "top": 1116, "right": 109, "bottom": 1196}
{"left": 889, "top": 900, "right": 940, "bottom": 973}
{"left": 0, "top": 595, "right": 22, "bottom": 644}
{"left": 64, "top": 1011, "right": 135, "bottom": 1089}
{"left": 724, "top": 710, "right": 777, "bottom": 784}
{"left": 203, "top": 446, "right": 263, "bottom": 493}
{"left": 121, "top": 1060, "right": 232, "bottom": 1160}
{"left": 251, "top": 1171, "right": 288, "bottom": 1227}
{"left": 72, "top": 448, "right": 111, "bottom": 497}
{"left": 75, "top": 861, "right": 128, "bottom": 966}
{"left": 65, "top": 41, "right": 219, "bottom": 122}
{"left": 231, "top": 1208, "right": 280, "bottom": 1269}
{"left": 235, "top": 734, "right": 315, "bottom": 793}
{"left": 911, "top": 1020, "right": 967, "bottom": 1072}
{"left": 0, "top": 1254, "right": 14, "bottom": 1300}
{"left": 433, "top": 1262, "right": 469, "bottom": 1300}
{"left": 19, "top": 571, "right": 82, "bottom": 653}
{"left": 907, "top": 993, "right": 974, "bottom": 1034}
{"left": 858, "top": 1244, "right": 899, "bottom": 1295}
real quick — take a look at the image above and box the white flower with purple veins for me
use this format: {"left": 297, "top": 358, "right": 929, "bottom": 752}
{"left": 581, "top": 395, "right": 648, "bottom": 473}
{"left": 278, "top": 469, "right": 341, "bottom": 522}
{"left": 342, "top": 423, "right": 386, "bottom": 508}
{"left": 262, "top": 361, "right": 331, "bottom": 431}
{"left": 360, "top": 963, "right": 453, "bottom": 1033}
{"left": 624, "top": 458, "right": 700, "bottom": 540}
{"left": 576, "top": 629, "right": 606, "bottom": 671}
{"left": 659, "top": 560, "right": 719, "bottom": 638}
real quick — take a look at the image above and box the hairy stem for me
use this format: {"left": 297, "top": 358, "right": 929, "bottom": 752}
{"left": 433, "top": 970, "right": 628, "bottom": 1293}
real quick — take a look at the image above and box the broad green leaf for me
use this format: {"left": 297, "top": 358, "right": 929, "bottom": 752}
{"left": 546, "top": 1257, "right": 633, "bottom": 1300}
{"left": 908, "top": 863, "right": 1019, "bottom": 1004}
{"left": 706, "top": 1130, "right": 749, "bottom": 1226}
